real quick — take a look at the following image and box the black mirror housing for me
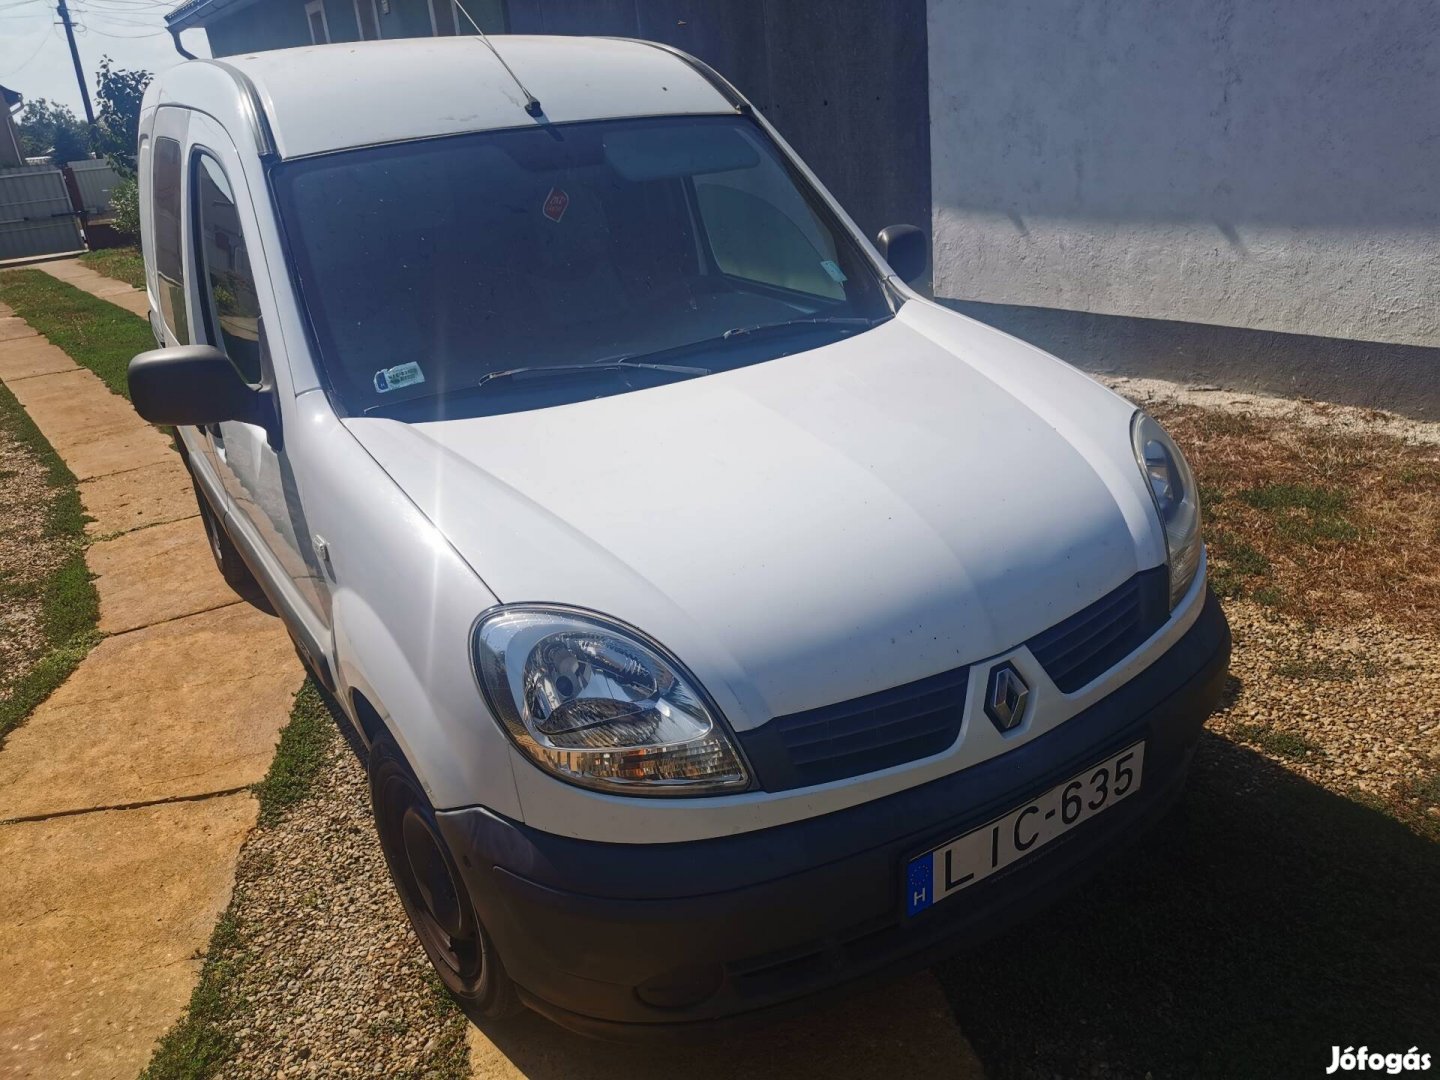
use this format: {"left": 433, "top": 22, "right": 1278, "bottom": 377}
{"left": 128, "top": 345, "right": 269, "bottom": 430}
{"left": 876, "top": 224, "right": 928, "bottom": 286}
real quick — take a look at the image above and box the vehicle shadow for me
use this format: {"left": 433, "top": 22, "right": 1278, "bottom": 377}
{"left": 938, "top": 723, "right": 1440, "bottom": 1079}
{"left": 470, "top": 970, "right": 984, "bottom": 1080}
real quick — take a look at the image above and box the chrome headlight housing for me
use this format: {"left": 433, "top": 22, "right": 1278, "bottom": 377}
{"left": 473, "top": 607, "right": 750, "bottom": 796}
{"left": 1131, "top": 411, "right": 1202, "bottom": 608}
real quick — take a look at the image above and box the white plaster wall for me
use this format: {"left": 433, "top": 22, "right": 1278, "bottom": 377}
{"left": 927, "top": 0, "right": 1440, "bottom": 348}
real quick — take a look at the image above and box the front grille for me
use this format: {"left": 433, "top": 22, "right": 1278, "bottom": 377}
{"left": 737, "top": 666, "right": 969, "bottom": 792}
{"left": 1026, "top": 566, "right": 1169, "bottom": 693}
{"left": 737, "top": 567, "right": 1169, "bottom": 792}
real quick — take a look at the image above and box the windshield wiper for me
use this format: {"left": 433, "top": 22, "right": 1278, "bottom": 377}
{"left": 362, "top": 359, "right": 709, "bottom": 416}
{"left": 471, "top": 359, "right": 710, "bottom": 390}
{"left": 722, "top": 316, "right": 879, "bottom": 341}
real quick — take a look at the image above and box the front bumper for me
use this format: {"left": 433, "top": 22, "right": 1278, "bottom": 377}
{"left": 437, "top": 589, "right": 1231, "bottom": 1038}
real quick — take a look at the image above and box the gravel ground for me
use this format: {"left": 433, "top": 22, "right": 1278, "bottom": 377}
{"left": 0, "top": 419, "right": 68, "bottom": 695}
{"left": 1212, "top": 601, "right": 1440, "bottom": 822}
{"left": 210, "top": 721, "right": 469, "bottom": 1079}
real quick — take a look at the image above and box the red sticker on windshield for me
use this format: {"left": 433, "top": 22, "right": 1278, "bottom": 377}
{"left": 542, "top": 187, "right": 569, "bottom": 222}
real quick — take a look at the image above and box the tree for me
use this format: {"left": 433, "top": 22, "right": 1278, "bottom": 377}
{"left": 15, "top": 98, "right": 90, "bottom": 163}
{"left": 94, "top": 57, "right": 151, "bottom": 176}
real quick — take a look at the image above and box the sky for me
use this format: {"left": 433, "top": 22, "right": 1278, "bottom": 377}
{"left": 1, "top": 0, "right": 210, "bottom": 122}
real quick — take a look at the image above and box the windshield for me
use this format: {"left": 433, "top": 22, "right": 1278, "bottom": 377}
{"left": 273, "top": 115, "right": 895, "bottom": 420}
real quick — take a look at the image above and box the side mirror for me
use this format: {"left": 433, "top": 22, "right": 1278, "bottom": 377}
{"left": 876, "top": 224, "right": 928, "bottom": 286}
{"left": 128, "top": 345, "right": 276, "bottom": 439}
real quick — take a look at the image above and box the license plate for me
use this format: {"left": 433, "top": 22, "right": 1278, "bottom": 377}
{"left": 905, "top": 741, "right": 1145, "bottom": 916}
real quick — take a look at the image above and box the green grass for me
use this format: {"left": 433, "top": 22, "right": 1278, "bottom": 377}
{"left": 1239, "top": 482, "right": 1361, "bottom": 544}
{"left": 0, "top": 379, "right": 99, "bottom": 745}
{"left": 252, "top": 681, "right": 337, "bottom": 825}
{"left": 0, "top": 269, "right": 153, "bottom": 399}
{"left": 1229, "top": 722, "right": 1325, "bottom": 761}
{"left": 141, "top": 680, "right": 335, "bottom": 1080}
{"left": 1206, "top": 534, "right": 1271, "bottom": 600}
{"left": 940, "top": 733, "right": 1440, "bottom": 1078}
{"left": 78, "top": 246, "right": 146, "bottom": 290}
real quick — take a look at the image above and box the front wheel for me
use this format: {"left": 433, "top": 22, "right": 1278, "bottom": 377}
{"left": 368, "top": 737, "right": 521, "bottom": 1022}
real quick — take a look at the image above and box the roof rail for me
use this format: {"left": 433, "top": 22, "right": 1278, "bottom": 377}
{"left": 193, "top": 59, "right": 278, "bottom": 159}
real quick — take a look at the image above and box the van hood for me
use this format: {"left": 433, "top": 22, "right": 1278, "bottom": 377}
{"left": 343, "top": 302, "right": 1164, "bottom": 730}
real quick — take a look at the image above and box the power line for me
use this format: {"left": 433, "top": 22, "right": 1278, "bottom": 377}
{"left": 3, "top": 24, "right": 57, "bottom": 80}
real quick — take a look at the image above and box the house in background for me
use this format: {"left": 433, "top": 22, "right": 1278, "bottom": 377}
{"left": 1, "top": 86, "right": 25, "bottom": 168}
{"left": 166, "top": 0, "right": 505, "bottom": 56}
{"left": 163, "top": 0, "right": 1440, "bottom": 420}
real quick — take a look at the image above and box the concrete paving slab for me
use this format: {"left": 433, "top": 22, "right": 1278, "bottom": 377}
{"left": 7, "top": 368, "right": 140, "bottom": 442}
{"left": 0, "top": 318, "right": 38, "bottom": 343}
{"left": 467, "top": 972, "right": 985, "bottom": 1080}
{"left": 0, "top": 603, "right": 299, "bottom": 820}
{"left": 59, "top": 426, "right": 176, "bottom": 482}
{"left": 33, "top": 260, "right": 150, "bottom": 319}
{"left": 81, "top": 458, "right": 197, "bottom": 537}
{"left": 89, "top": 516, "right": 236, "bottom": 634}
{"left": 0, "top": 794, "right": 258, "bottom": 1080}
{"left": 0, "top": 337, "right": 76, "bottom": 381}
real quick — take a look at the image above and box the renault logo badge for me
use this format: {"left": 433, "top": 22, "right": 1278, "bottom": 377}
{"left": 985, "top": 662, "right": 1030, "bottom": 733}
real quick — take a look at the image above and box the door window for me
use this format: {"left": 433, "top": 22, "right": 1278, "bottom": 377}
{"left": 152, "top": 136, "right": 189, "bottom": 342}
{"left": 192, "top": 152, "right": 263, "bottom": 385}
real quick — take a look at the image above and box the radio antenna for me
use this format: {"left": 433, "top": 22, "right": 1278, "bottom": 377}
{"left": 453, "top": 1, "right": 544, "bottom": 117}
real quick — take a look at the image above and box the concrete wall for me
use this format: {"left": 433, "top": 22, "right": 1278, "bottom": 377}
{"left": 928, "top": 0, "right": 1440, "bottom": 350}
{"left": 504, "top": 0, "right": 931, "bottom": 244}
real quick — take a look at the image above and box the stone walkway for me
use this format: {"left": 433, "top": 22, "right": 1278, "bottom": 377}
{"left": 33, "top": 258, "right": 150, "bottom": 318}
{"left": 0, "top": 272, "right": 300, "bottom": 1079}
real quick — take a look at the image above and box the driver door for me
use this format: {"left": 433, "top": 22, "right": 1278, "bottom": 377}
{"left": 183, "top": 113, "right": 333, "bottom": 635}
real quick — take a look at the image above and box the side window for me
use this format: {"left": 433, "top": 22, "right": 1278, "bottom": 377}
{"left": 192, "top": 153, "right": 263, "bottom": 385}
{"left": 693, "top": 156, "right": 844, "bottom": 300}
{"left": 152, "top": 136, "right": 189, "bottom": 342}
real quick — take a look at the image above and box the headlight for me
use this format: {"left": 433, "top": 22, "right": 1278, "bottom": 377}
{"left": 473, "top": 607, "right": 750, "bottom": 796}
{"left": 1131, "top": 411, "right": 1202, "bottom": 608}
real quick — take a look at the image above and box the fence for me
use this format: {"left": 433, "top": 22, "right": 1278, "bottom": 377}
{"left": 66, "top": 158, "right": 124, "bottom": 216}
{"left": 0, "top": 164, "right": 84, "bottom": 262}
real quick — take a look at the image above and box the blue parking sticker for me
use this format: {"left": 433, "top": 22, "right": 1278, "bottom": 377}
{"left": 906, "top": 853, "right": 934, "bottom": 916}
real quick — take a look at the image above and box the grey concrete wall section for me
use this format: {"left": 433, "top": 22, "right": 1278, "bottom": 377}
{"left": 928, "top": 0, "right": 1440, "bottom": 349}
{"left": 947, "top": 298, "right": 1440, "bottom": 421}
{"left": 505, "top": 0, "right": 932, "bottom": 244}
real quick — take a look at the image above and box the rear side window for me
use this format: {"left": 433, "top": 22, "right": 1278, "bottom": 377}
{"left": 192, "top": 153, "right": 263, "bottom": 385}
{"left": 152, "top": 136, "right": 188, "bottom": 342}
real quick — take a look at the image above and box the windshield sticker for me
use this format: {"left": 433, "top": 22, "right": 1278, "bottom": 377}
{"left": 821, "top": 259, "right": 847, "bottom": 284}
{"left": 542, "top": 187, "right": 570, "bottom": 223}
{"left": 373, "top": 362, "right": 425, "bottom": 394}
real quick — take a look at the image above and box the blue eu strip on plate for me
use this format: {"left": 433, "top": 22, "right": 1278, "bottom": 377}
{"left": 906, "top": 853, "right": 934, "bottom": 916}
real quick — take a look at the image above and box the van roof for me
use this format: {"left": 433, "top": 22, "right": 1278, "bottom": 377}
{"left": 172, "top": 37, "right": 741, "bottom": 160}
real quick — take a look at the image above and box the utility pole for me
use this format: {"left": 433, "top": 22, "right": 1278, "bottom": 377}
{"left": 56, "top": 0, "right": 96, "bottom": 132}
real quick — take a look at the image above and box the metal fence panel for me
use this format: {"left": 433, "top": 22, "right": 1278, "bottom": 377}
{"left": 67, "top": 158, "right": 123, "bottom": 215}
{"left": 0, "top": 165, "right": 83, "bottom": 261}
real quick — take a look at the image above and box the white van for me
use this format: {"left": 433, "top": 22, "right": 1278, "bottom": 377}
{"left": 130, "top": 36, "right": 1230, "bottom": 1036}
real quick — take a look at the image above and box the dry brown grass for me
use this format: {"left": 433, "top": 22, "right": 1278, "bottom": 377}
{"left": 1152, "top": 402, "right": 1440, "bottom": 626}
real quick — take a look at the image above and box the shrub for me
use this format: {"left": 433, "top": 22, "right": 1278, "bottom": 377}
{"left": 110, "top": 175, "right": 140, "bottom": 240}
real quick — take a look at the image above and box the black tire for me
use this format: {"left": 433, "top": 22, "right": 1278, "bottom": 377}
{"left": 368, "top": 736, "right": 521, "bottom": 1022}
{"left": 187, "top": 472, "right": 275, "bottom": 614}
